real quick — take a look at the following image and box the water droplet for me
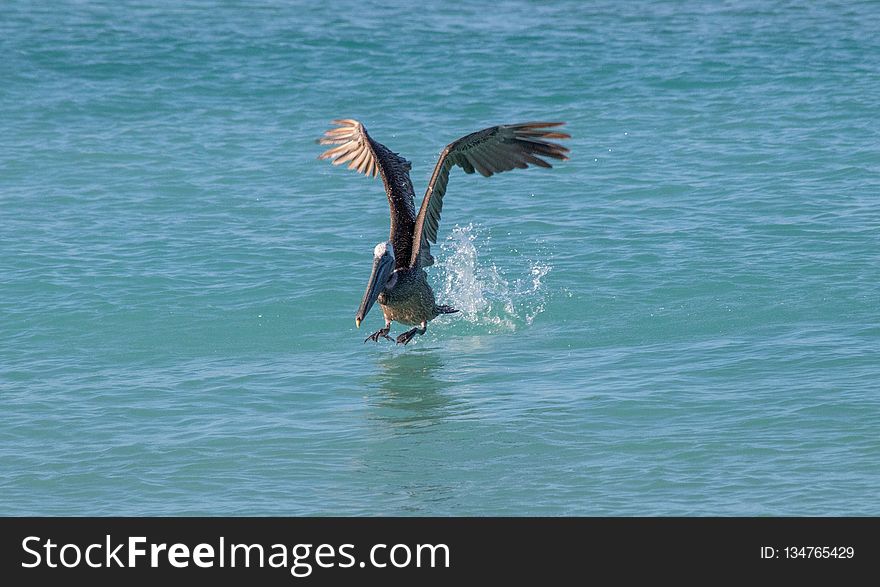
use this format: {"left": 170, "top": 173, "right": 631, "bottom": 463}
{"left": 436, "top": 224, "right": 551, "bottom": 333}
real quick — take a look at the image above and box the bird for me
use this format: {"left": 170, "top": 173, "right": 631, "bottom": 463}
{"left": 317, "top": 119, "right": 570, "bottom": 345}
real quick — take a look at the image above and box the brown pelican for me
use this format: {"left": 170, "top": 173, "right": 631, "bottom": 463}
{"left": 318, "top": 119, "right": 569, "bottom": 344}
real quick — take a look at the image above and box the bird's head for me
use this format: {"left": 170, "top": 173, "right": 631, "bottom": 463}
{"left": 355, "top": 241, "right": 397, "bottom": 328}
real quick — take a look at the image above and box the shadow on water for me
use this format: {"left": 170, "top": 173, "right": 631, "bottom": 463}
{"left": 368, "top": 347, "right": 457, "bottom": 430}
{"left": 361, "top": 347, "right": 464, "bottom": 513}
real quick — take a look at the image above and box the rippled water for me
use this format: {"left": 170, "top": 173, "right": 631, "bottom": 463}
{"left": 2, "top": 0, "right": 879, "bottom": 515}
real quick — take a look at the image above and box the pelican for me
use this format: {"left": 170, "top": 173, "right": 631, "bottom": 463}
{"left": 318, "top": 119, "right": 570, "bottom": 344}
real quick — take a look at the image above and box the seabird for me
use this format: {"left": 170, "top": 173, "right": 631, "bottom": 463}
{"left": 318, "top": 119, "right": 569, "bottom": 344}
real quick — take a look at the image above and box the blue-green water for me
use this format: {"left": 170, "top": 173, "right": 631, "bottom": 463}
{"left": 2, "top": 0, "right": 878, "bottom": 515}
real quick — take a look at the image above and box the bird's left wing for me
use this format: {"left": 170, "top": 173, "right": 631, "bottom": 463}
{"left": 409, "top": 122, "right": 569, "bottom": 268}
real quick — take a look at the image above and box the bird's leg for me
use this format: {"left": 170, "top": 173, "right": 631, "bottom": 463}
{"left": 365, "top": 319, "right": 394, "bottom": 343}
{"left": 396, "top": 321, "right": 427, "bottom": 345}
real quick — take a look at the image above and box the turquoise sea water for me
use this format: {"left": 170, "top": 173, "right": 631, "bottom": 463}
{"left": 2, "top": 0, "right": 878, "bottom": 515}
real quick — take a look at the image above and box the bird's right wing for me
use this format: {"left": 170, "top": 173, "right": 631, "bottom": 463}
{"left": 317, "top": 119, "right": 419, "bottom": 269}
{"left": 409, "top": 122, "right": 569, "bottom": 268}
{"left": 317, "top": 118, "right": 411, "bottom": 181}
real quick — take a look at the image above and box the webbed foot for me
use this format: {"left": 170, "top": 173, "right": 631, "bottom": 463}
{"left": 396, "top": 323, "right": 427, "bottom": 345}
{"left": 365, "top": 326, "right": 393, "bottom": 343}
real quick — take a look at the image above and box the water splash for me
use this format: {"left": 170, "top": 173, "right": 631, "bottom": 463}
{"left": 433, "top": 224, "right": 551, "bottom": 333}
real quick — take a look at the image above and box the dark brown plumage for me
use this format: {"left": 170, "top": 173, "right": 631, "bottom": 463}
{"left": 317, "top": 119, "right": 569, "bottom": 344}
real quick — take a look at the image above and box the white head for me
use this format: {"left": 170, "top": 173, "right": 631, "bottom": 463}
{"left": 374, "top": 241, "right": 394, "bottom": 259}
{"left": 356, "top": 241, "right": 396, "bottom": 328}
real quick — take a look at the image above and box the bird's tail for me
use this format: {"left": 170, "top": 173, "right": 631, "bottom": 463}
{"left": 436, "top": 305, "right": 459, "bottom": 314}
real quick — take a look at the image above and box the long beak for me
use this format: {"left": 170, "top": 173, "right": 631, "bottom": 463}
{"left": 355, "top": 254, "right": 393, "bottom": 328}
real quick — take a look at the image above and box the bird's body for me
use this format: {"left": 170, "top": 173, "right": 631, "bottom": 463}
{"left": 377, "top": 267, "right": 436, "bottom": 326}
{"left": 318, "top": 118, "right": 569, "bottom": 344}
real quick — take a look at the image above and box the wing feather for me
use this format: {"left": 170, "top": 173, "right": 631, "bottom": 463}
{"left": 317, "top": 119, "right": 418, "bottom": 268}
{"left": 409, "top": 122, "right": 569, "bottom": 267}
{"left": 318, "top": 119, "right": 410, "bottom": 182}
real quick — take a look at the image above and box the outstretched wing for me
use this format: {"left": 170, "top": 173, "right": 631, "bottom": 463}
{"left": 318, "top": 119, "right": 418, "bottom": 269}
{"left": 409, "top": 122, "right": 570, "bottom": 268}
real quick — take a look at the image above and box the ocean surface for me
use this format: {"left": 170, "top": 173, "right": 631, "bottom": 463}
{"left": 2, "top": 0, "right": 878, "bottom": 516}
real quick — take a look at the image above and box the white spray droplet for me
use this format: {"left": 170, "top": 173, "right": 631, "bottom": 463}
{"left": 436, "top": 224, "right": 552, "bottom": 333}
